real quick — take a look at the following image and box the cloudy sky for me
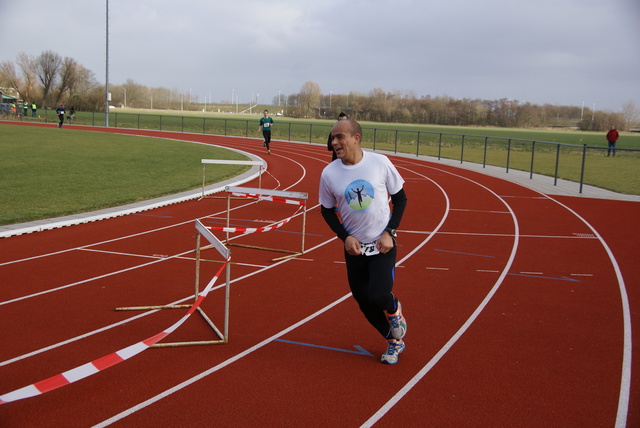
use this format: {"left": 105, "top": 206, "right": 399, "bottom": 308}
{"left": 1, "top": 0, "right": 638, "bottom": 111}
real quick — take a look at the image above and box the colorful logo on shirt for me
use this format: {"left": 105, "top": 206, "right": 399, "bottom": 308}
{"left": 345, "top": 179, "right": 374, "bottom": 210}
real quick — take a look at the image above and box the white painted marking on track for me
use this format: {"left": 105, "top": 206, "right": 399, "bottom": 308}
{"left": 361, "top": 160, "right": 521, "bottom": 428}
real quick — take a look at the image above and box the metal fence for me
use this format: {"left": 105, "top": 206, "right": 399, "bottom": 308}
{"left": 4, "top": 109, "right": 639, "bottom": 195}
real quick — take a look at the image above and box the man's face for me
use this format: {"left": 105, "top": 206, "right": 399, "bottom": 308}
{"left": 330, "top": 121, "right": 360, "bottom": 163}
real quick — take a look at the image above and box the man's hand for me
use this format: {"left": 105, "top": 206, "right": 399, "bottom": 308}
{"left": 344, "top": 236, "right": 362, "bottom": 256}
{"left": 377, "top": 231, "right": 394, "bottom": 254}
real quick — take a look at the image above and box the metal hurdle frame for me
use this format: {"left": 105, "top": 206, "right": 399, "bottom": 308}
{"left": 224, "top": 186, "right": 308, "bottom": 262}
{"left": 115, "top": 219, "right": 231, "bottom": 347}
{"left": 200, "top": 159, "right": 265, "bottom": 200}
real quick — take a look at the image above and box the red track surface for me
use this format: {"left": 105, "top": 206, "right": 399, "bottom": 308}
{"left": 1, "top": 124, "right": 638, "bottom": 427}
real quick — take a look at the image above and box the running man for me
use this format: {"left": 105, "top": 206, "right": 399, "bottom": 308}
{"left": 319, "top": 119, "right": 409, "bottom": 364}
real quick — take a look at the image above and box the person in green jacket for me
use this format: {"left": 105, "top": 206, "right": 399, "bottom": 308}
{"left": 258, "top": 110, "right": 274, "bottom": 154}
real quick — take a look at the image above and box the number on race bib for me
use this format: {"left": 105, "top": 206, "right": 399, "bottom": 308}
{"left": 360, "top": 241, "right": 380, "bottom": 256}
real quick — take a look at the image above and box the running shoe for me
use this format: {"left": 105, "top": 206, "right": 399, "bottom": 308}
{"left": 381, "top": 339, "right": 405, "bottom": 365}
{"left": 386, "top": 301, "right": 407, "bottom": 340}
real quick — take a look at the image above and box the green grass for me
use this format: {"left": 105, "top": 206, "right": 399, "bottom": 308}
{"left": 4, "top": 110, "right": 639, "bottom": 196}
{"left": 0, "top": 124, "right": 250, "bottom": 225}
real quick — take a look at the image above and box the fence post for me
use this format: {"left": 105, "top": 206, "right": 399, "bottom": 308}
{"left": 579, "top": 145, "right": 587, "bottom": 194}
{"left": 460, "top": 135, "right": 465, "bottom": 164}
{"left": 506, "top": 139, "right": 512, "bottom": 173}
{"left": 483, "top": 136, "right": 488, "bottom": 168}
{"left": 394, "top": 130, "right": 399, "bottom": 154}
{"left": 438, "top": 133, "right": 443, "bottom": 160}
{"left": 416, "top": 131, "right": 421, "bottom": 157}
{"left": 373, "top": 128, "right": 377, "bottom": 151}
{"left": 553, "top": 144, "right": 560, "bottom": 186}
{"left": 529, "top": 141, "right": 536, "bottom": 179}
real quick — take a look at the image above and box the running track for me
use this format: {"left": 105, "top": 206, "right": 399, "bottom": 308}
{"left": 0, "top": 124, "right": 638, "bottom": 427}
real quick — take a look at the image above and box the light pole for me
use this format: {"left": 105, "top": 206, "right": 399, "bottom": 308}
{"left": 105, "top": 0, "right": 109, "bottom": 127}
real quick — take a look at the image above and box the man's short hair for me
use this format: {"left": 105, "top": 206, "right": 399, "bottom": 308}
{"left": 345, "top": 119, "right": 362, "bottom": 137}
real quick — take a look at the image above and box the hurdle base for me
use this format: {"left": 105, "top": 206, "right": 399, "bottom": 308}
{"left": 227, "top": 242, "right": 303, "bottom": 262}
{"left": 114, "top": 305, "right": 226, "bottom": 347}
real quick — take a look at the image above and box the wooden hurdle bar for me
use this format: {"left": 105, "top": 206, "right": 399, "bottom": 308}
{"left": 200, "top": 159, "right": 265, "bottom": 200}
{"left": 115, "top": 219, "right": 232, "bottom": 347}
{"left": 223, "top": 186, "right": 308, "bottom": 262}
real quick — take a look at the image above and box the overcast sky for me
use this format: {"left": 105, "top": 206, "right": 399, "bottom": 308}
{"left": 1, "top": 0, "right": 638, "bottom": 112}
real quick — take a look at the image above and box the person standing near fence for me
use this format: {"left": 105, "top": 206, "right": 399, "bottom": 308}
{"left": 606, "top": 125, "right": 619, "bottom": 157}
{"left": 327, "top": 112, "right": 348, "bottom": 161}
{"left": 56, "top": 104, "right": 66, "bottom": 128}
{"left": 258, "top": 110, "right": 274, "bottom": 154}
{"left": 31, "top": 102, "right": 37, "bottom": 117}
{"left": 319, "top": 119, "right": 409, "bottom": 365}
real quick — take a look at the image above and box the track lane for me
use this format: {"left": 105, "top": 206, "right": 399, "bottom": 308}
{"left": 0, "top": 126, "right": 634, "bottom": 426}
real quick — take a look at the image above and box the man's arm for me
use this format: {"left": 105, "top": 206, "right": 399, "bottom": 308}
{"left": 386, "top": 188, "right": 407, "bottom": 231}
{"left": 320, "top": 206, "right": 349, "bottom": 241}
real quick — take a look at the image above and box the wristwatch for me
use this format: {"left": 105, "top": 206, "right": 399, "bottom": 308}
{"left": 384, "top": 227, "right": 397, "bottom": 237}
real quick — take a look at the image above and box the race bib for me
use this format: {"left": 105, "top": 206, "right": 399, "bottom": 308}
{"left": 360, "top": 240, "right": 379, "bottom": 256}
{"left": 263, "top": 122, "right": 270, "bottom": 128}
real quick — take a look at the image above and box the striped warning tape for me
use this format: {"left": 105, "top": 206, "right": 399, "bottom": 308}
{"left": 0, "top": 258, "right": 230, "bottom": 405}
{"left": 230, "top": 191, "right": 306, "bottom": 206}
{"left": 208, "top": 205, "right": 303, "bottom": 234}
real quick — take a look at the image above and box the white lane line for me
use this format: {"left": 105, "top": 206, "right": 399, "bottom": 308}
{"left": 543, "top": 196, "right": 632, "bottom": 428}
{"left": 361, "top": 161, "right": 520, "bottom": 428}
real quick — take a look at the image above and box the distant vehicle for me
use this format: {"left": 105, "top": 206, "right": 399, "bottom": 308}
{"left": 0, "top": 103, "right": 16, "bottom": 116}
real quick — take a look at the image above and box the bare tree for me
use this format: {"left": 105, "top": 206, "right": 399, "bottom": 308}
{"left": 621, "top": 100, "right": 639, "bottom": 128}
{"left": 35, "top": 51, "right": 62, "bottom": 107}
{"left": 53, "top": 57, "right": 81, "bottom": 105}
{"left": 298, "top": 81, "right": 321, "bottom": 118}
{"left": 0, "top": 61, "right": 21, "bottom": 95}
{"left": 16, "top": 53, "right": 39, "bottom": 102}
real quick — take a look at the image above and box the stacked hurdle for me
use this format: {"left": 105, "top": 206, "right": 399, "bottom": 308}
{"left": 116, "top": 219, "right": 232, "bottom": 347}
{"left": 200, "top": 159, "right": 266, "bottom": 199}
{"left": 212, "top": 186, "right": 308, "bottom": 262}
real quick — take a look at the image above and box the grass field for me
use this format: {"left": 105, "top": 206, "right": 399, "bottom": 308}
{"left": 0, "top": 124, "right": 250, "bottom": 225}
{"left": 1, "top": 112, "right": 638, "bottom": 226}
{"left": 84, "top": 109, "right": 638, "bottom": 193}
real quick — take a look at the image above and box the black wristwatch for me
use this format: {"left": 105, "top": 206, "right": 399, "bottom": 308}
{"left": 384, "top": 227, "right": 397, "bottom": 237}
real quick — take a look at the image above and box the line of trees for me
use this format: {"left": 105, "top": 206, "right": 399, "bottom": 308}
{"left": 0, "top": 51, "right": 200, "bottom": 113}
{"left": 278, "top": 81, "right": 639, "bottom": 132}
{"left": 0, "top": 51, "right": 104, "bottom": 111}
{"left": 2, "top": 52, "right": 637, "bottom": 132}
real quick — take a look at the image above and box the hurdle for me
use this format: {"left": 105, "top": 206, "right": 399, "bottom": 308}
{"left": 200, "top": 159, "right": 265, "bottom": 200}
{"left": 115, "top": 219, "right": 231, "bottom": 347}
{"left": 219, "top": 186, "right": 308, "bottom": 262}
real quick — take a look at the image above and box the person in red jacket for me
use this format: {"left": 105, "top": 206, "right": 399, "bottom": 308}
{"left": 606, "top": 125, "right": 619, "bottom": 157}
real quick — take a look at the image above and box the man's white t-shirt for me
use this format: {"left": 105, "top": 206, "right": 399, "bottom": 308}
{"left": 319, "top": 150, "right": 404, "bottom": 244}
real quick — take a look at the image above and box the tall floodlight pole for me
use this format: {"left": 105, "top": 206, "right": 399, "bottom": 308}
{"left": 105, "top": 0, "right": 110, "bottom": 127}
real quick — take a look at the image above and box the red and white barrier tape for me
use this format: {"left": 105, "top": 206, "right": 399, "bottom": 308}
{"left": 230, "top": 192, "right": 306, "bottom": 206}
{"left": 0, "top": 259, "right": 230, "bottom": 405}
{"left": 208, "top": 205, "right": 303, "bottom": 234}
